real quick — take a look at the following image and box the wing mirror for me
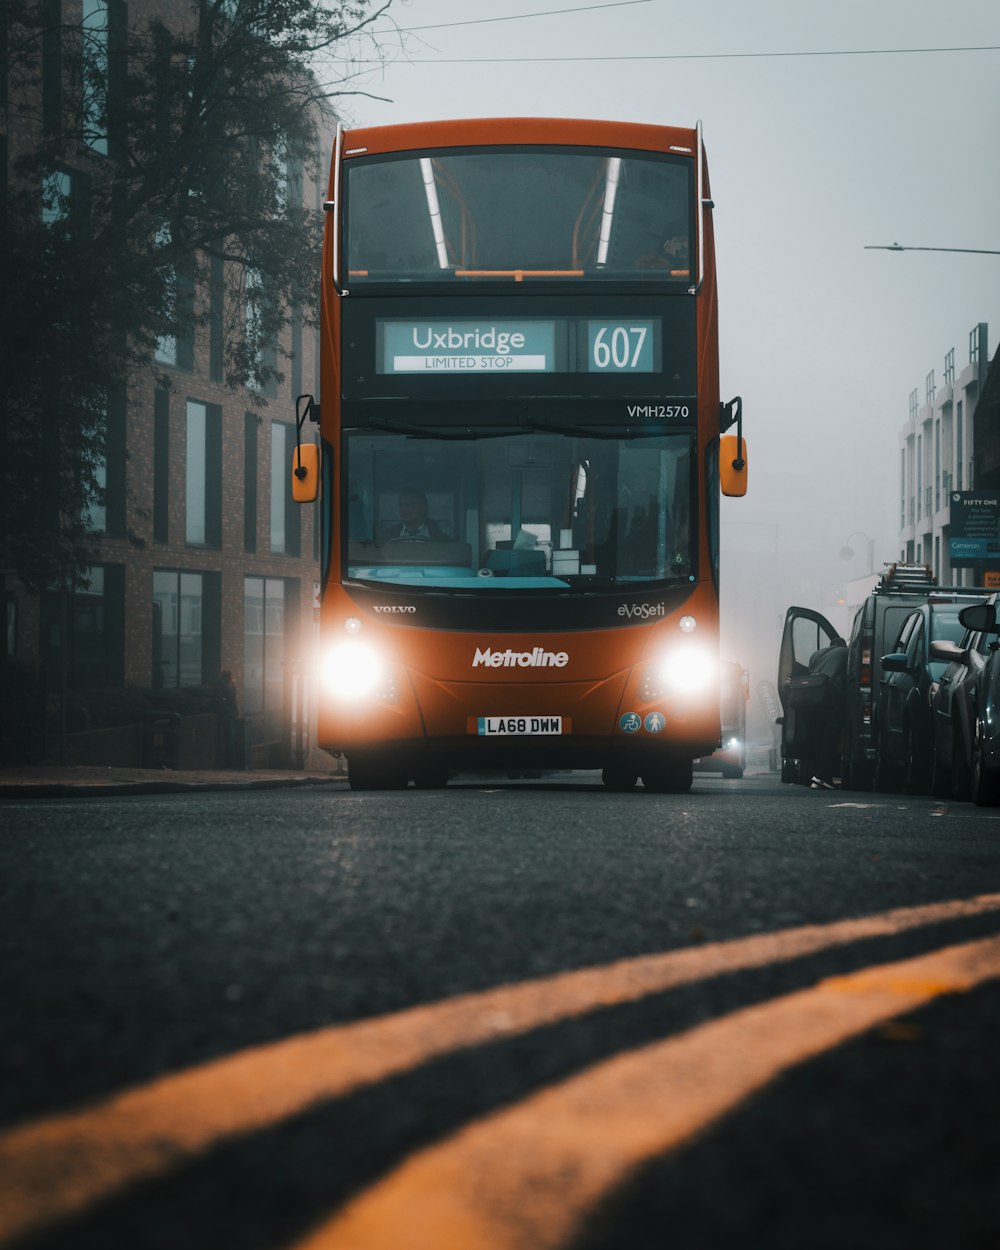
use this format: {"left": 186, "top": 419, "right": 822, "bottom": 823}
{"left": 880, "top": 652, "right": 910, "bottom": 674}
{"left": 291, "top": 443, "right": 321, "bottom": 503}
{"left": 930, "top": 639, "right": 965, "bottom": 663}
{"left": 719, "top": 396, "right": 747, "bottom": 498}
{"left": 958, "top": 602, "right": 998, "bottom": 632}
{"left": 720, "top": 435, "right": 748, "bottom": 497}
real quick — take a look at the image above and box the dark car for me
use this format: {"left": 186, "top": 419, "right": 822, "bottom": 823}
{"left": 694, "top": 661, "right": 749, "bottom": 779}
{"left": 873, "top": 599, "right": 978, "bottom": 793}
{"left": 777, "top": 564, "right": 981, "bottom": 789}
{"left": 930, "top": 594, "right": 1000, "bottom": 804}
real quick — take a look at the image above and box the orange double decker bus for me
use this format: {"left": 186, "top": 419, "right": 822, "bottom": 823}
{"left": 293, "top": 117, "right": 747, "bottom": 791}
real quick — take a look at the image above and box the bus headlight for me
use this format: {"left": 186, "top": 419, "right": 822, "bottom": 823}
{"left": 643, "top": 646, "right": 717, "bottom": 700}
{"left": 321, "top": 640, "right": 385, "bottom": 701}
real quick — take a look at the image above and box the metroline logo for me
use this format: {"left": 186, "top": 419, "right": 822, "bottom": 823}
{"left": 473, "top": 646, "right": 569, "bottom": 669}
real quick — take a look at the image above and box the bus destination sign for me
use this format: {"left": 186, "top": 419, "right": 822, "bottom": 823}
{"left": 381, "top": 320, "right": 554, "bottom": 373}
{"left": 378, "top": 318, "right": 659, "bottom": 376}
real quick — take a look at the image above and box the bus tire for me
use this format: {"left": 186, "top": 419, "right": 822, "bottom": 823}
{"left": 348, "top": 755, "right": 408, "bottom": 791}
{"left": 602, "top": 766, "right": 639, "bottom": 791}
{"left": 413, "top": 767, "right": 449, "bottom": 790}
{"left": 641, "top": 758, "right": 693, "bottom": 794}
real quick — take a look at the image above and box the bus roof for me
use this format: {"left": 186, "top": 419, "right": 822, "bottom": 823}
{"left": 342, "top": 117, "right": 701, "bottom": 159}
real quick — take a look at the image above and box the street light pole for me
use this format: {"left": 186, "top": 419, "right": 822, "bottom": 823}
{"left": 840, "top": 531, "right": 875, "bottom": 576}
{"left": 865, "top": 243, "right": 1000, "bottom": 255}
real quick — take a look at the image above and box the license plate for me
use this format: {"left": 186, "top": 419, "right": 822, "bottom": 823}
{"left": 472, "top": 716, "right": 567, "bottom": 736}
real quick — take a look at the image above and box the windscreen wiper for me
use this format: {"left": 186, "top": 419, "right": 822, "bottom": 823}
{"left": 525, "top": 418, "right": 667, "bottom": 440}
{"left": 355, "top": 415, "right": 520, "bottom": 441}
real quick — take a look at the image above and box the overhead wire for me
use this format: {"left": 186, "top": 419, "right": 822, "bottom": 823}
{"left": 351, "top": 44, "right": 1000, "bottom": 65}
{"left": 373, "top": 0, "right": 653, "bottom": 34}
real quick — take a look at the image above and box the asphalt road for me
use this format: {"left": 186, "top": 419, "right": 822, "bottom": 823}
{"left": 2, "top": 772, "right": 1000, "bottom": 1249}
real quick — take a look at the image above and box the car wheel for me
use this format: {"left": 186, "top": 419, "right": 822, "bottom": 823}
{"left": 873, "top": 745, "right": 902, "bottom": 793}
{"left": 971, "top": 732, "right": 1000, "bottom": 806}
{"left": 952, "top": 729, "right": 972, "bottom": 801}
{"left": 903, "top": 731, "right": 931, "bottom": 796}
{"left": 930, "top": 745, "right": 951, "bottom": 799}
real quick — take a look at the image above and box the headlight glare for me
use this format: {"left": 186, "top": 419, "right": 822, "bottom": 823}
{"left": 659, "top": 645, "right": 717, "bottom": 695}
{"left": 321, "top": 640, "right": 384, "bottom": 700}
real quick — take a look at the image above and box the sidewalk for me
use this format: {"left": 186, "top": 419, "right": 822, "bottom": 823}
{"left": 0, "top": 762, "right": 348, "bottom": 799}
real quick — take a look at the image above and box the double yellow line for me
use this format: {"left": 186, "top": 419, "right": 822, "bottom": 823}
{"left": 3, "top": 894, "right": 1000, "bottom": 1248}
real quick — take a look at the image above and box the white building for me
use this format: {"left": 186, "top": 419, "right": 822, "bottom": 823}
{"left": 898, "top": 322, "right": 990, "bottom": 585}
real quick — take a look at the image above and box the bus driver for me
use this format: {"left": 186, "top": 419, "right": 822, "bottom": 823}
{"left": 387, "top": 490, "right": 448, "bottom": 541}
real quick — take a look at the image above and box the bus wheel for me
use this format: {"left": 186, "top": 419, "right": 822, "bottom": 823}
{"left": 641, "top": 758, "right": 693, "bottom": 794}
{"left": 348, "top": 756, "right": 408, "bottom": 791}
{"left": 413, "top": 767, "right": 449, "bottom": 790}
{"left": 602, "top": 766, "right": 639, "bottom": 791}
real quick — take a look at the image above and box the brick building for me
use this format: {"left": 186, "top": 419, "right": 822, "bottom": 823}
{"left": 2, "top": 0, "right": 328, "bottom": 764}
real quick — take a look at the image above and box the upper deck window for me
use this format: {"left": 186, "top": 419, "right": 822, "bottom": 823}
{"left": 344, "top": 147, "right": 693, "bottom": 284}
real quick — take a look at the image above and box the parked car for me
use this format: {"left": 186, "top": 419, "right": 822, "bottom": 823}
{"left": 930, "top": 594, "right": 1000, "bottom": 804}
{"left": 873, "top": 599, "right": 978, "bottom": 793}
{"left": 694, "top": 661, "right": 749, "bottom": 778}
{"left": 778, "top": 564, "right": 982, "bottom": 789}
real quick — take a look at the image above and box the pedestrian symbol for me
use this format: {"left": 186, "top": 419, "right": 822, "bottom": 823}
{"left": 644, "top": 711, "right": 665, "bottom": 733}
{"left": 619, "top": 712, "right": 641, "bottom": 733}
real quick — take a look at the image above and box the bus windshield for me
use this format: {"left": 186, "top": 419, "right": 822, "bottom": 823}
{"left": 345, "top": 147, "right": 693, "bottom": 283}
{"left": 344, "top": 428, "right": 693, "bottom": 590}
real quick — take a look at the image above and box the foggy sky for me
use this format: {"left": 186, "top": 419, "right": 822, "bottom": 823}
{"left": 335, "top": 0, "right": 1000, "bottom": 725}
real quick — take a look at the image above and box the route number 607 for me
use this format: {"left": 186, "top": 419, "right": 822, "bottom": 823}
{"left": 591, "top": 324, "right": 649, "bottom": 370}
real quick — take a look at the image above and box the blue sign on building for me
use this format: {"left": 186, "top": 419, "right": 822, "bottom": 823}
{"left": 948, "top": 492, "right": 1000, "bottom": 567}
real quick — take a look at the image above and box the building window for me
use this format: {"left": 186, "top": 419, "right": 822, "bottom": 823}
{"left": 245, "top": 413, "right": 258, "bottom": 552}
{"left": 290, "top": 303, "right": 303, "bottom": 399}
{"left": 154, "top": 221, "right": 194, "bottom": 369}
{"left": 153, "top": 387, "right": 170, "bottom": 543}
{"left": 41, "top": 0, "right": 62, "bottom": 134}
{"left": 246, "top": 267, "right": 278, "bottom": 396}
{"left": 42, "top": 169, "right": 71, "bottom": 224}
{"left": 86, "top": 457, "right": 107, "bottom": 533}
{"left": 186, "top": 400, "right": 221, "bottom": 547}
{"left": 153, "top": 570, "right": 203, "bottom": 689}
{"left": 209, "top": 254, "right": 224, "bottom": 382}
{"left": 41, "top": 165, "right": 90, "bottom": 234}
{"left": 82, "top": 0, "right": 109, "bottom": 155}
{"left": 244, "top": 577, "right": 286, "bottom": 713}
{"left": 73, "top": 565, "right": 124, "bottom": 686}
{"left": 900, "top": 449, "right": 905, "bottom": 529}
{"left": 270, "top": 422, "right": 300, "bottom": 556}
{"left": 42, "top": 565, "right": 125, "bottom": 687}
{"left": 957, "top": 400, "right": 964, "bottom": 489}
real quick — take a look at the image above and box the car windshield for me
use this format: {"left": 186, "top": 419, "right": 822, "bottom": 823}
{"left": 344, "top": 147, "right": 693, "bottom": 283}
{"left": 344, "top": 428, "right": 693, "bottom": 591}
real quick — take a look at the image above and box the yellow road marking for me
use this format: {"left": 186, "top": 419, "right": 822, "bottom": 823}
{"left": 1, "top": 894, "right": 999, "bottom": 1245}
{"left": 296, "top": 934, "right": 1000, "bottom": 1250}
